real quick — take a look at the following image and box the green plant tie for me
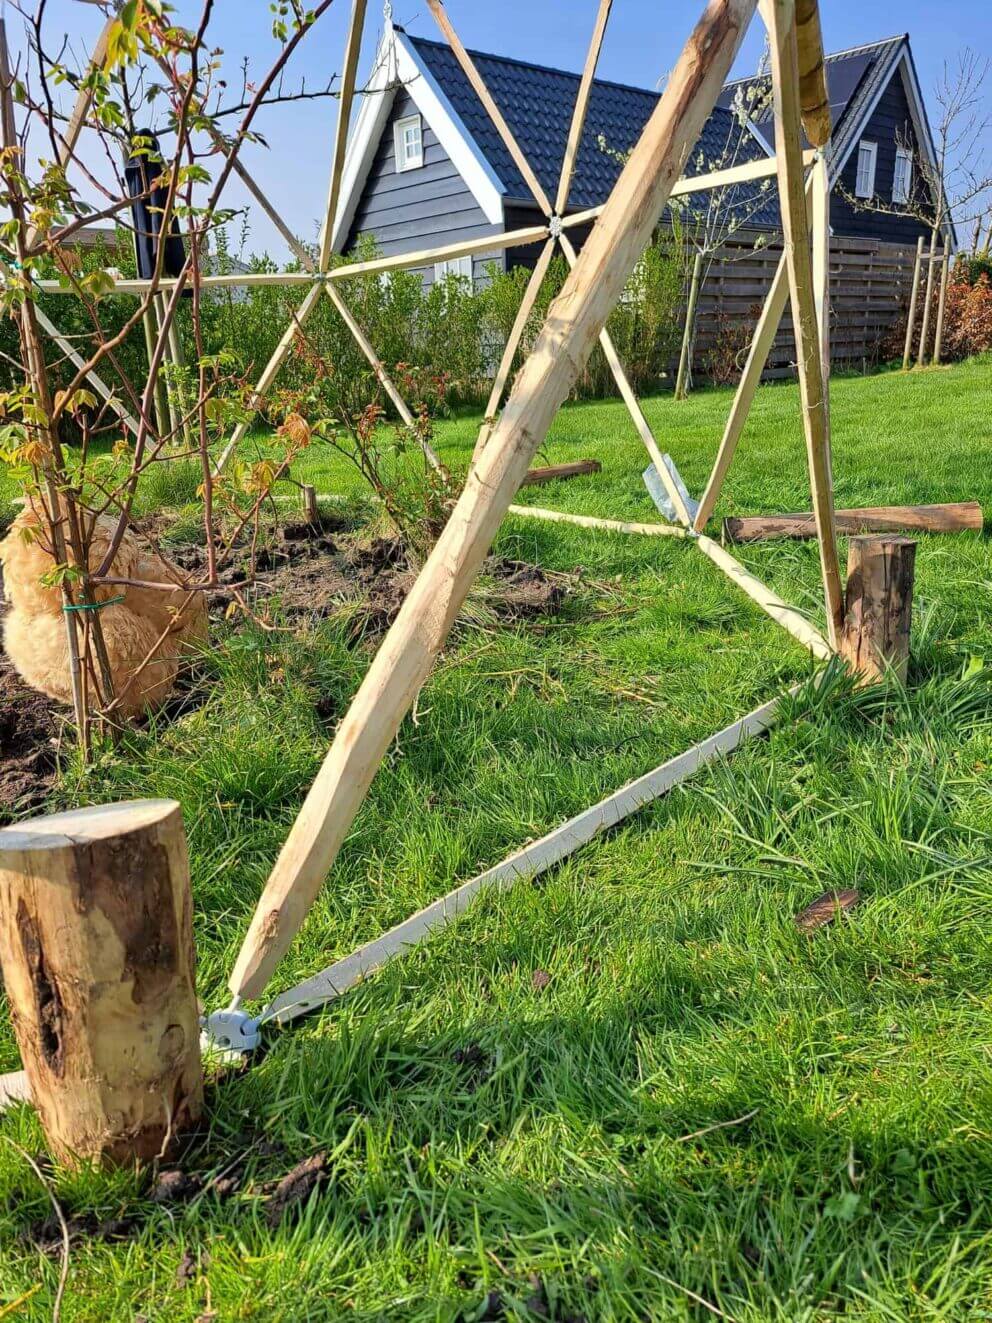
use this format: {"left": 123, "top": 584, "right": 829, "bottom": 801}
{"left": 62, "top": 594, "right": 125, "bottom": 613}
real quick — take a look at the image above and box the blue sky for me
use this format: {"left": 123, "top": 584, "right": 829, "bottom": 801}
{"left": 21, "top": 1, "right": 992, "bottom": 258}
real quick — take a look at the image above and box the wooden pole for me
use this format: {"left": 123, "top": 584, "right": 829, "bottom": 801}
{"left": 301, "top": 483, "right": 319, "bottom": 523}
{"left": 228, "top": 0, "right": 760, "bottom": 1001}
{"left": 793, "top": 0, "right": 831, "bottom": 146}
{"left": 555, "top": 0, "right": 614, "bottom": 215}
{"left": 693, "top": 171, "right": 817, "bottom": 533}
{"left": 474, "top": 238, "right": 555, "bottom": 461}
{"left": 765, "top": 0, "right": 844, "bottom": 647}
{"left": 0, "top": 801, "right": 203, "bottom": 1167}
{"left": 916, "top": 231, "right": 938, "bottom": 368}
{"left": 933, "top": 248, "right": 951, "bottom": 365}
{"left": 811, "top": 152, "right": 831, "bottom": 415}
{"left": 723, "top": 501, "right": 983, "bottom": 541}
{"left": 508, "top": 504, "right": 688, "bottom": 537}
{"left": 902, "top": 236, "right": 925, "bottom": 370}
{"left": 559, "top": 232, "right": 694, "bottom": 525}
{"left": 426, "top": 0, "right": 554, "bottom": 216}
{"left": 318, "top": 0, "right": 368, "bottom": 269}
{"left": 839, "top": 536, "right": 916, "bottom": 684}
{"left": 674, "top": 250, "right": 704, "bottom": 401}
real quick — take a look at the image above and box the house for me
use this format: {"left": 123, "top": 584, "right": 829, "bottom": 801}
{"left": 330, "top": 23, "right": 947, "bottom": 287}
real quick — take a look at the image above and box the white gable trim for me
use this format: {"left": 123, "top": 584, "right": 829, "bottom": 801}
{"left": 330, "top": 26, "right": 505, "bottom": 252}
{"left": 830, "top": 47, "right": 938, "bottom": 187}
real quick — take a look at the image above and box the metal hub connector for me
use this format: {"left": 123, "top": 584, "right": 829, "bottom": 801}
{"left": 549, "top": 214, "right": 563, "bottom": 239}
{"left": 199, "top": 1002, "right": 262, "bottom": 1056}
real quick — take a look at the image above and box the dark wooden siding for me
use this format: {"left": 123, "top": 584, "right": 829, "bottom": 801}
{"left": 344, "top": 89, "right": 505, "bottom": 288}
{"left": 831, "top": 67, "right": 933, "bottom": 244}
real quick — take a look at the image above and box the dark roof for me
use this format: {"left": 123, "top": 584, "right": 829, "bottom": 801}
{"left": 717, "top": 35, "right": 907, "bottom": 158}
{"left": 406, "top": 32, "right": 775, "bottom": 221}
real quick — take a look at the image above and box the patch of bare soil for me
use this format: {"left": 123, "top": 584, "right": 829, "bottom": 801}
{"left": 0, "top": 515, "right": 568, "bottom": 815}
{"left": 0, "top": 577, "right": 63, "bottom": 818}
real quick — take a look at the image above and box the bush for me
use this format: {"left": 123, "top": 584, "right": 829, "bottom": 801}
{"left": 941, "top": 274, "right": 992, "bottom": 360}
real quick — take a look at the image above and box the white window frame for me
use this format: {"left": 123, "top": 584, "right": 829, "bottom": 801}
{"left": 893, "top": 146, "right": 913, "bottom": 204}
{"left": 855, "top": 140, "right": 878, "bottom": 199}
{"left": 393, "top": 113, "right": 423, "bottom": 173}
{"left": 433, "top": 255, "right": 473, "bottom": 288}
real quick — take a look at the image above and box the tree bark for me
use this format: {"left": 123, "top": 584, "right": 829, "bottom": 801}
{"left": 839, "top": 536, "right": 916, "bottom": 684}
{"left": 0, "top": 800, "right": 203, "bottom": 1167}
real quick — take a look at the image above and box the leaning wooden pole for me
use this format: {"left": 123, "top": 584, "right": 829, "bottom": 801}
{"left": 228, "top": 0, "right": 760, "bottom": 1001}
{"left": 765, "top": 0, "right": 844, "bottom": 646}
{"left": 902, "top": 236, "right": 925, "bottom": 370}
{"left": 0, "top": 801, "right": 202, "bottom": 1167}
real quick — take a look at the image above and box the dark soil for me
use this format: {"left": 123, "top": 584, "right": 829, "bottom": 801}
{"left": 0, "top": 573, "right": 64, "bottom": 819}
{"left": 0, "top": 514, "right": 567, "bottom": 816}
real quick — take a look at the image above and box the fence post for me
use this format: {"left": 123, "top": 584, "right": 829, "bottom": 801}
{"left": 933, "top": 250, "right": 951, "bottom": 365}
{"left": 0, "top": 800, "right": 203, "bottom": 1167}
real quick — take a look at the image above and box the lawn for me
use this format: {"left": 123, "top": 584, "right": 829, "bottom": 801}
{"left": 2, "top": 358, "right": 992, "bottom": 1321}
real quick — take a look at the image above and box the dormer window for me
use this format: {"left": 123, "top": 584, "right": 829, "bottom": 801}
{"left": 893, "top": 146, "right": 913, "bottom": 204}
{"left": 855, "top": 140, "right": 877, "bottom": 198}
{"left": 393, "top": 114, "right": 423, "bottom": 172}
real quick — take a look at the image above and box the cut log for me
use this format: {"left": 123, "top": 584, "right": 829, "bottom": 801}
{"left": 520, "top": 460, "right": 602, "bottom": 486}
{"left": 723, "top": 502, "right": 983, "bottom": 543}
{"left": 0, "top": 800, "right": 203, "bottom": 1167}
{"left": 839, "top": 536, "right": 916, "bottom": 684}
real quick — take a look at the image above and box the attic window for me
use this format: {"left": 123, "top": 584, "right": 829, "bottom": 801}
{"left": 393, "top": 114, "right": 423, "bottom": 172}
{"left": 893, "top": 146, "right": 913, "bottom": 204}
{"left": 855, "top": 141, "right": 877, "bottom": 199}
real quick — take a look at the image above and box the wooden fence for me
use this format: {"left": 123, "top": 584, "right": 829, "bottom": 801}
{"left": 690, "top": 230, "right": 931, "bottom": 379}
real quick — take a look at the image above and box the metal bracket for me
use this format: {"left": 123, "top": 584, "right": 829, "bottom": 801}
{"left": 199, "top": 1002, "right": 262, "bottom": 1056}
{"left": 548, "top": 214, "right": 563, "bottom": 239}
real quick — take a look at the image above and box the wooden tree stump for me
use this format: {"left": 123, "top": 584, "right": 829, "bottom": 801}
{"left": 839, "top": 536, "right": 916, "bottom": 684}
{"left": 0, "top": 800, "right": 203, "bottom": 1167}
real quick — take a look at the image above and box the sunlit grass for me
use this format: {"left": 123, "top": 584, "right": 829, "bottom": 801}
{"left": 2, "top": 358, "right": 992, "bottom": 1320}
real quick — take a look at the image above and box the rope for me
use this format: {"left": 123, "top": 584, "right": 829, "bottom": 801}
{"left": 63, "top": 594, "right": 124, "bottom": 613}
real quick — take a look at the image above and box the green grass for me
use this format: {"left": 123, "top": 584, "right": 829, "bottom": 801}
{"left": 2, "top": 359, "right": 992, "bottom": 1321}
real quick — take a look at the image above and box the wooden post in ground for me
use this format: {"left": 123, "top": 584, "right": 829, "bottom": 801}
{"left": 0, "top": 801, "right": 203, "bottom": 1167}
{"left": 839, "top": 536, "right": 916, "bottom": 684}
{"left": 902, "top": 236, "right": 924, "bottom": 370}
{"left": 302, "top": 484, "right": 319, "bottom": 523}
{"left": 916, "top": 233, "right": 939, "bottom": 367}
{"left": 674, "top": 250, "right": 704, "bottom": 400}
{"left": 933, "top": 249, "right": 951, "bottom": 365}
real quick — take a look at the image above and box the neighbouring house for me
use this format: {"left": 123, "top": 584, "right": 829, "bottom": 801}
{"left": 331, "top": 24, "right": 948, "bottom": 288}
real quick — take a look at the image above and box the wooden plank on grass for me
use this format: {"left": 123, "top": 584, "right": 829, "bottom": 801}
{"left": 724, "top": 502, "right": 984, "bottom": 542}
{"left": 520, "top": 460, "right": 602, "bottom": 486}
{"left": 264, "top": 687, "right": 789, "bottom": 1024}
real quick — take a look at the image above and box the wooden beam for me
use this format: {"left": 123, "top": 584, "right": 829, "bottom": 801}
{"left": 319, "top": 0, "right": 368, "bottom": 269}
{"left": 33, "top": 301, "right": 140, "bottom": 437}
{"left": 474, "top": 237, "right": 555, "bottom": 461}
{"left": 559, "top": 230, "right": 694, "bottom": 526}
{"left": 561, "top": 149, "right": 815, "bottom": 231}
{"left": 902, "top": 236, "right": 925, "bottom": 370}
{"left": 794, "top": 0, "right": 831, "bottom": 146}
{"left": 264, "top": 687, "right": 790, "bottom": 1024}
{"left": 555, "top": 0, "right": 614, "bottom": 215}
{"left": 228, "top": 0, "right": 761, "bottom": 1001}
{"left": 766, "top": 0, "right": 844, "bottom": 646}
{"left": 695, "top": 534, "right": 834, "bottom": 659}
{"left": 693, "top": 170, "right": 817, "bottom": 532}
{"left": 508, "top": 504, "right": 688, "bottom": 537}
{"left": 811, "top": 152, "right": 830, "bottom": 414}
{"left": 214, "top": 281, "right": 324, "bottom": 473}
{"left": 520, "top": 459, "right": 601, "bottom": 486}
{"left": 330, "top": 224, "right": 551, "bottom": 281}
{"left": 323, "top": 282, "right": 443, "bottom": 471}
{"left": 30, "top": 270, "right": 321, "bottom": 294}
{"left": 723, "top": 502, "right": 984, "bottom": 542}
{"left": 426, "top": 0, "right": 554, "bottom": 216}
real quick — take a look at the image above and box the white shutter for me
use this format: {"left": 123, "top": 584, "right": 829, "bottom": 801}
{"left": 893, "top": 147, "right": 913, "bottom": 204}
{"left": 855, "top": 141, "right": 877, "bottom": 198}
